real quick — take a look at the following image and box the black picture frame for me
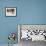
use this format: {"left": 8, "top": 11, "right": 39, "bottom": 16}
{"left": 5, "top": 7, "right": 17, "bottom": 17}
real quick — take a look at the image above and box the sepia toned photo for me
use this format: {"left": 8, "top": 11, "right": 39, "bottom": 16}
{"left": 5, "top": 7, "right": 16, "bottom": 16}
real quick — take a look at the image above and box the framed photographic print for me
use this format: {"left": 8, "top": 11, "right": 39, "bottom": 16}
{"left": 18, "top": 24, "right": 46, "bottom": 42}
{"left": 5, "top": 7, "right": 16, "bottom": 16}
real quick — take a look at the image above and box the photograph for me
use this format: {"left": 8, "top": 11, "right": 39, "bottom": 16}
{"left": 5, "top": 7, "right": 16, "bottom": 16}
{"left": 18, "top": 24, "right": 46, "bottom": 46}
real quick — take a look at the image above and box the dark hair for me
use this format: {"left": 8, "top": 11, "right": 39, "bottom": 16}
{"left": 7, "top": 9, "right": 14, "bottom": 12}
